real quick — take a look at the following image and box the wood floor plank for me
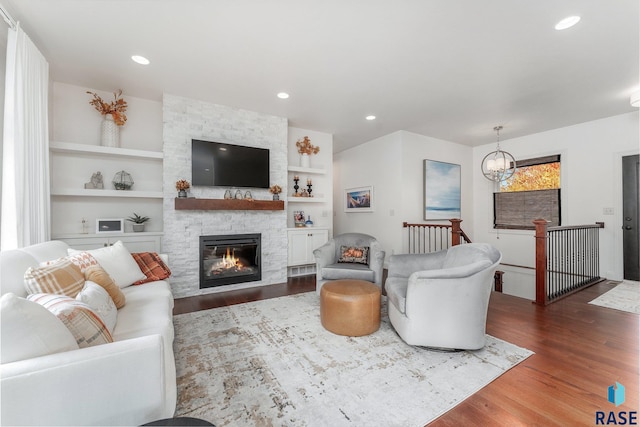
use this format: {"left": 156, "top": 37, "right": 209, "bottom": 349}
{"left": 173, "top": 277, "right": 639, "bottom": 425}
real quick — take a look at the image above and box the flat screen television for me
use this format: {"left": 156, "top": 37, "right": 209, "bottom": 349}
{"left": 191, "top": 139, "right": 270, "bottom": 188}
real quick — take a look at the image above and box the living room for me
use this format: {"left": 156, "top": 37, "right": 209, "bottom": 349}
{"left": 1, "top": 1, "right": 639, "bottom": 426}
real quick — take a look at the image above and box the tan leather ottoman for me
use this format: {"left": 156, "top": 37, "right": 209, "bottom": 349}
{"left": 320, "top": 279, "right": 381, "bottom": 336}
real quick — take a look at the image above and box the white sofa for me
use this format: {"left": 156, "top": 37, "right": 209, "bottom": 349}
{"left": 0, "top": 240, "right": 177, "bottom": 426}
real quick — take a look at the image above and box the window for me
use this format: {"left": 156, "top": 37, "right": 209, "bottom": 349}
{"left": 494, "top": 155, "right": 561, "bottom": 229}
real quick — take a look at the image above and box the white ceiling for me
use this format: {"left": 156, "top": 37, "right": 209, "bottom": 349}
{"left": 4, "top": 0, "right": 639, "bottom": 152}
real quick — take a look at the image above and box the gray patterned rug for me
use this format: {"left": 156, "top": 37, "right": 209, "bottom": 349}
{"left": 173, "top": 292, "right": 532, "bottom": 426}
{"left": 589, "top": 280, "right": 640, "bottom": 314}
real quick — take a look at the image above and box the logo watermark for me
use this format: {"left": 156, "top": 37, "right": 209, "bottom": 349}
{"left": 596, "top": 382, "right": 637, "bottom": 425}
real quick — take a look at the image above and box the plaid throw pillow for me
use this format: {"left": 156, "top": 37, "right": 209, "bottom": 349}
{"left": 131, "top": 252, "right": 172, "bottom": 285}
{"left": 24, "top": 259, "right": 85, "bottom": 298}
{"left": 28, "top": 294, "right": 113, "bottom": 348}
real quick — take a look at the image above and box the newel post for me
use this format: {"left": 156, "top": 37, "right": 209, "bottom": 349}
{"left": 450, "top": 218, "right": 462, "bottom": 246}
{"left": 533, "top": 219, "right": 549, "bottom": 306}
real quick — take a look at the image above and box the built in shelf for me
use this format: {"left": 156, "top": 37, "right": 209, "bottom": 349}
{"left": 51, "top": 189, "right": 163, "bottom": 198}
{"left": 175, "top": 198, "right": 285, "bottom": 211}
{"left": 50, "top": 141, "right": 163, "bottom": 160}
{"left": 286, "top": 197, "right": 327, "bottom": 203}
{"left": 287, "top": 166, "right": 327, "bottom": 175}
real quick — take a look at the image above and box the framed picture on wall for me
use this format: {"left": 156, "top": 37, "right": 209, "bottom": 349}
{"left": 96, "top": 218, "right": 124, "bottom": 233}
{"left": 344, "top": 186, "right": 374, "bottom": 212}
{"left": 424, "top": 160, "right": 461, "bottom": 220}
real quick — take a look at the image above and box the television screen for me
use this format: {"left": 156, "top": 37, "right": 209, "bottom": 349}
{"left": 192, "top": 140, "right": 270, "bottom": 188}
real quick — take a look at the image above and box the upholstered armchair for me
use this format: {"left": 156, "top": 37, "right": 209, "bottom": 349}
{"left": 384, "top": 243, "right": 501, "bottom": 350}
{"left": 313, "top": 233, "right": 385, "bottom": 294}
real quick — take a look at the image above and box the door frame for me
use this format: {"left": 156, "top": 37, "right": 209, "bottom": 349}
{"left": 614, "top": 149, "right": 640, "bottom": 280}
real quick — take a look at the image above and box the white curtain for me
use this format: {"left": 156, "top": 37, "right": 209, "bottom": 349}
{"left": 1, "top": 22, "right": 50, "bottom": 250}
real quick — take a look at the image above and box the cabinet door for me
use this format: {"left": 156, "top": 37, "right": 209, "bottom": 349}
{"left": 115, "top": 235, "right": 161, "bottom": 252}
{"left": 55, "top": 237, "right": 109, "bottom": 250}
{"left": 288, "top": 231, "right": 310, "bottom": 266}
{"left": 307, "top": 230, "right": 329, "bottom": 262}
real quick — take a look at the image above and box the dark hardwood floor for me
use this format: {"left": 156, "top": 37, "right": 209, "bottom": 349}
{"left": 173, "top": 277, "right": 639, "bottom": 426}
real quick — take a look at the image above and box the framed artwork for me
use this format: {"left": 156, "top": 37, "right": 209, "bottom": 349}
{"left": 344, "top": 186, "right": 374, "bottom": 212}
{"left": 96, "top": 218, "right": 124, "bottom": 233}
{"left": 424, "top": 160, "right": 461, "bottom": 220}
{"left": 293, "top": 210, "right": 306, "bottom": 227}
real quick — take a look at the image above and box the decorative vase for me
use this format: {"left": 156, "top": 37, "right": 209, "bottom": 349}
{"left": 132, "top": 224, "right": 145, "bottom": 232}
{"left": 300, "top": 153, "right": 310, "bottom": 168}
{"left": 305, "top": 215, "right": 314, "bottom": 227}
{"left": 272, "top": 194, "right": 279, "bottom": 201}
{"left": 178, "top": 190, "right": 187, "bottom": 198}
{"left": 224, "top": 189, "right": 232, "bottom": 199}
{"left": 101, "top": 114, "right": 120, "bottom": 147}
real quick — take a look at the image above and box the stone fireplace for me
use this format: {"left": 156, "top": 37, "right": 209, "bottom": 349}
{"left": 200, "top": 233, "right": 261, "bottom": 288}
{"left": 163, "top": 93, "right": 288, "bottom": 298}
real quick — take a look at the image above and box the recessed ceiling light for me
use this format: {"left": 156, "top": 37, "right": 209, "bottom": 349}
{"left": 277, "top": 92, "right": 289, "bottom": 99}
{"left": 365, "top": 115, "right": 376, "bottom": 121}
{"left": 131, "top": 55, "right": 150, "bottom": 65}
{"left": 555, "top": 16, "right": 580, "bottom": 30}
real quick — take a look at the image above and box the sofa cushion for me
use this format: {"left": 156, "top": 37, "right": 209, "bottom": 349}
{"left": 68, "top": 241, "right": 146, "bottom": 288}
{"left": 321, "top": 263, "right": 375, "bottom": 282}
{"left": 23, "top": 258, "right": 85, "bottom": 298}
{"left": 385, "top": 277, "right": 408, "bottom": 314}
{"left": 76, "top": 281, "right": 117, "bottom": 333}
{"left": 84, "top": 265, "right": 126, "bottom": 309}
{"left": 28, "top": 294, "right": 113, "bottom": 348}
{"left": 0, "top": 293, "right": 79, "bottom": 363}
{"left": 337, "top": 245, "right": 369, "bottom": 265}
{"left": 131, "top": 252, "right": 172, "bottom": 285}
{"left": 113, "top": 281, "right": 174, "bottom": 344}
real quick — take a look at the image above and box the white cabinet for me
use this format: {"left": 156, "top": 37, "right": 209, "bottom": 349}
{"left": 53, "top": 232, "right": 163, "bottom": 252}
{"left": 287, "top": 228, "right": 329, "bottom": 266}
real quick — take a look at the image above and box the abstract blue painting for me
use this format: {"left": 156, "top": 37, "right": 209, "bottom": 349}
{"left": 424, "top": 160, "right": 461, "bottom": 220}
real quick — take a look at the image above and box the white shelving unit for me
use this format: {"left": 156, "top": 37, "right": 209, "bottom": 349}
{"left": 49, "top": 141, "right": 164, "bottom": 238}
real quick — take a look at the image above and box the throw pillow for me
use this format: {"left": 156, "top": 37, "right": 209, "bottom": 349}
{"left": 84, "top": 264, "right": 126, "bottom": 309}
{"left": 40, "top": 252, "right": 100, "bottom": 273}
{"left": 28, "top": 294, "right": 113, "bottom": 348}
{"left": 337, "top": 245, "right": 370, "bottom": 265}
{"left": 68, "top": 241, "right": 146, "bottom": 288}
{"left": 23, "top": 258, "right": 85, "bottom": 298}
{"left": 76, "top": 281, "right": 117, "bottom": 333}
{"left": 0, "top": 293, "right": 79, "bottom": 364}
{"left": 131, "top": 252, "right": 172, "bottom": 285}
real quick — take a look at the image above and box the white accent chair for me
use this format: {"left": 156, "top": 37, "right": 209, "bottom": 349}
{"left": 384, "top": 243, "right": 502, "bottom": 350}
{"left": 313, "top": 233, "right": 385, "bottom": 294}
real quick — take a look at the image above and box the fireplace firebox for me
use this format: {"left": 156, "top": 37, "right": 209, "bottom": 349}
{"left": 199, "top": 234, "right": 261, "bottom": 288}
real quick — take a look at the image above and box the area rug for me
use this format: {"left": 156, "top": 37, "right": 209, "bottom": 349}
{"left": 173, "top": 293, "right": 533, "bottom": 426}
{"left": 589, "top": 280, "right": 640, "bottom": 314}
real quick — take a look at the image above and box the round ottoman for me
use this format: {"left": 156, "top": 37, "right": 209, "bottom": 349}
{"left": 320, "top": 279, "right": 381, "bottom": 336}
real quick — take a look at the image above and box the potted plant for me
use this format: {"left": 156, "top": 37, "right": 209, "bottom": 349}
{"left": 176, "top": 179, "right": 190, "bottom": 198}
{"left": 269, "top": 184, "right": 282, "bottom": 200}
{"left": 295, "top": 136, "right": 319, "bottom": 168}
{"left": 127, "top": 213, "right": 150, "bottom": 232}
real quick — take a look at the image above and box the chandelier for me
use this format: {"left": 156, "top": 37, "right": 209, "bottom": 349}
{"left": 480, "top": 125, "right": 517, "bottom": 182}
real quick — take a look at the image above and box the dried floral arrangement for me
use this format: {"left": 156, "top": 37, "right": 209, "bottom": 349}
{"left": 175, "top": 179, "right": 191, "bottom": 191}
{"left": 86, "top": 89, "right": 128, "bottom": 126}
{"left": 296, "top": 136, "right": 320, "bottom": 155}
{"left": 269, "top": 185, "right": 282, "bottom": 194}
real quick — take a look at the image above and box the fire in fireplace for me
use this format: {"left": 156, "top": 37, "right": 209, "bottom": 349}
{"left": 199, "top": 234, "right": 261, "bottom": 288}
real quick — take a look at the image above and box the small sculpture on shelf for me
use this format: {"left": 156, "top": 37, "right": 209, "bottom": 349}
{"left": 293, "top": 176, "right": 300, "bottom": 196}
{"left": 112, "top": 170, "right": 133, "bottom": 190}
{"left": 84, "top": 171, "right": 104, "bottom": 189}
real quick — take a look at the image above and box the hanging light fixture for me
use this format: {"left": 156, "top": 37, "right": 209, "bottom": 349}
{"left": 481, "top": 125, "right": 517, "bottom": 182}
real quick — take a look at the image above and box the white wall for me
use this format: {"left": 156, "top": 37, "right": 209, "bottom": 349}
{"left": 333, "top": 130, "right": 474, "bottom": 260}
{"left": 472, "top": 112, "right": 639, "bottom": 296}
